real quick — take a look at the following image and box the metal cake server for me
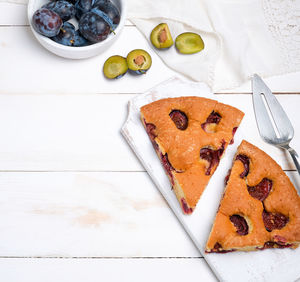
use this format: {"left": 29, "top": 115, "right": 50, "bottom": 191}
{"left": 251, "top": 74, "right": 300, "bottom": 177}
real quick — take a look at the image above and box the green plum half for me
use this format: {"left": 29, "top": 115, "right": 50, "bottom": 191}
{"left": 126, "top": 49, "right": 152, "bottom": 74}
{"left": 150, "top": 23, "right": 173, "bottom": 49}
{"left": 103, "top": 55, "right": 128, "bottom": 79}
{"left": 175, "top": 32, "right": 204, "bottom": 54}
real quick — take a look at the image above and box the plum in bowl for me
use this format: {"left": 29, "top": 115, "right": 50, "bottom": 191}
{"left": 28, "top": 0, "right": 127, "bottom": 59}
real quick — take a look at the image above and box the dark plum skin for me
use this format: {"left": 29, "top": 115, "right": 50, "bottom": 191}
{"left": 92, "top": 0, "right": 120, "bottom": 25}
{"left": 75, "top": 0, "right": 94, "bottom": 20}
{"left": 52, "top": 22, "right": 89, "bottom": 46}
{"left": 93, "top": 0, "right": 108, "bottom": 6}
{"left": 79, "top": 11, "right": 110, "bottom": 43}
{"left": 91, "top": 6, "right": 114, "bottom": 29}
{"left": 32, "top": 8, "right": 62, "bottom": 37}
{"left": 43, "top": 1, "right": 75, "bottom": 21}
{"left": 64, "top": 0, "right": 77, "bottom": 4}
{"left": 74, "top": 30, "right": 89, "bottom": 46}
{"left": 52, "top": 22, "right": 76, "bottom": 46}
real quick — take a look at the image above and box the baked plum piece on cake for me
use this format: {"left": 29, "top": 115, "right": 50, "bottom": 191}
{"left": 206, "top": 140, "right": 300, "bottom": 253}
{"left": 140, "top": 96, "right": 244, "bottom": 214}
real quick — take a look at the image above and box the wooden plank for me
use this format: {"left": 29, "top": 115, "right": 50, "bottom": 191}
{"left": 220, "top": 72, "right": 300, "bottom": 94}
{"left": 0, "top": 3, "right": 28, "bottom": 26}
{"left": 0, "top": 94, "right": 143, "bottom": 171}
{"left": 0, "top": 258, "right": 217, "bottom": 282}
{"left": 0, "top": 26, "right": 175, "bottom": 95}
{"left": 0, "top": 94, "right": 298, "bottom": 171}
{"left": 0, "top": 171, "right": 199, "bottom": 257}
{"left": 0, "top": 171, "right": 298, "bottom": 258}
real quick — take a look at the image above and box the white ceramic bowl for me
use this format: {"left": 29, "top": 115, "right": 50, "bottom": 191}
{"left": 28, "top": 0, "right": 127, "bottom": 59}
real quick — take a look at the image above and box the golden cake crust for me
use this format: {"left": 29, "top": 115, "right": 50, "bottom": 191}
{"left": 206, "top": 140, "right": 300, "bottom": 252}
{"left": 140, "top": 96, "right": 244, "bottom": 213}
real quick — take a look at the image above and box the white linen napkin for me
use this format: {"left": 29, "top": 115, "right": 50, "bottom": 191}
{"left": 128, "top": 0, "right": 300, "bottom": 91}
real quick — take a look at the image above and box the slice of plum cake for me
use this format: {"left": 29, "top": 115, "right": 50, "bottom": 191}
{"left": 140, "top": 96, "right": 244, "bottom": 214}
{"left": 206, "top": 140, "right": 300, "bottom": 253}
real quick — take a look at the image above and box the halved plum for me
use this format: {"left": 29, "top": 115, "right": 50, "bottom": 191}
{"left": 262, "top": 209, "right": 289, "bottom": 232}
{"left": 175, "top": 32, "right": 204, "bottom": 54}
{"left": 235, "top": 154, "right": 250, "bottom": 178}
{"left": 169, "top": 109, "right": 188, "bottom": 130}
{"left": 103, "top": 55, "right": 128, "bottom": 79}
{"left": 230, "top": 214, "right": 249, "bottom": 236}
{"left": 200, "top": 140, "right": 225, "bottom": 175}
{"left": 127, "top": 49, "right": 152, "bottom": 75}
{"left": 150, "top": 23, "right": 173, "bottom": 49}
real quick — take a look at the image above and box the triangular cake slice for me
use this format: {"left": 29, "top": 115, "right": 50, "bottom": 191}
{"left": 140, "top": 96, "right": 244, "bottom": 214}
{"left": 206, "top": 140, "right": 300, "bottom": 253}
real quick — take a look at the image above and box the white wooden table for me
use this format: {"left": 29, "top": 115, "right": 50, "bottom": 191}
{"left": 1, "top": 3, "right": 300, "bottom": 281}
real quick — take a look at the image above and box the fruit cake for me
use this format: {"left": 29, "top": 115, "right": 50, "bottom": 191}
{"left": 206, "top": 140, "right": 300, "bottom": 253}
{"left": 140, "top": 96, "right": 244, "bottom": 214}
